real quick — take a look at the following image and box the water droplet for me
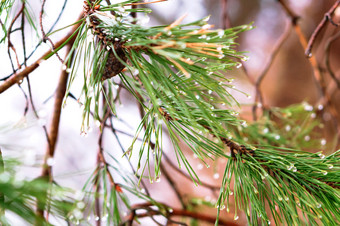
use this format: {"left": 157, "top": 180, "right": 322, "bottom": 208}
{"left": 317, "top": 104, "right": 323, "bottom": 110}
{"left": 316, "top": 203, "right": 322, "bottom": 208}
{"left": 304, "top": 104, "right": 313, "bottom": 111}
{"left": 287, "top": 164, "right": 294, "bottom": 170}
{"left": 275, "top": 135, "right": 280, "bottom": 140}
{"left": 320, "top": 139, "right": 326, "bottom": 146}
{"left": 95, "top": 216, "right": 100, "bottom": 221}
{"left": 218, "top": 54, "right": 225, "bottom": 59}
{"left": 168, "top": 208, "right": 173, "bottom": 213}
{"left": 213, "top": 173, "right": 219, "bottom": 179}
{"left": 219, "top": 205, "right": 225, "bottom": 210}
{"left": 278, "top": 197, "right": 283, "bottom": 201}
{"left": 155, "top": 177, "right": 161, "bottom": 183}
{"left": 308, "top": 52, "right": 312, "bottom": 58}
{"left": 242, "top": 121, "right": 247, "bottom": 127}
{"left": 203, "top": 16, "right": 210, "bottom": 22}
{"left": 318, "top": 153, "right": 325, "bottom": 159}
{"left": 218, "top": 30, "right": 224, "bottom": 37}
{"left": 322, "top": 171, "right": 327, "bottom": 175}
{"left": 62, "top": 65, "right": 67, "bottom": 70}
{"left": 311, "top": 113, "right": 316, "bottom": 118}
{"left": 246, "top": 94, "right": 252, "bottom": 99}
{"left": 268, "top": 221, "right": 271, "bottom": 225}
{"left": 47, "top": 157, "right": 55, "bottom": 166}
{"left": 292, "top": 167, "right": 297, "bottom": 172}
{"left": 229, "top": 191, "right": 233, "bottom": 195}
{"left": 234, "top": 215, "right": 239, "bottom": 220}
{"left": 77, "top": 201, "right": 85, "bottom": 209}
{"left": 208, "top": 90, "right": 213, "bottom": 95}
{"left": 285, "top": 197, "right": 289, "bottom": 201}
{"left": 226, "top": 207, "right": 230, "bottom": 212}
{"left": 199, "top": 35, "right": 207, "bottom": 39}
{"left": 285, "top": 125, "right": 291, "bottom": 131}
{"left": 236, "top": 62, "right": 242, "bottom": 68}
{"left": 263, "top": 128, "right": 269, "bottom": 133}
{"left": 197, "top": 164, "right": 203, "bottom": 170}
{"left": 254, "top": 188, "right": 259, "bottom": 194}
{"left": 195, "top": 95, "right": 200, "bottom": 99}
{"left": 304, "top": 135, "right": 310, "bottom": 141}
{"left": 318, "top": 215, "right": 322, "bottom": 219}
{"left": 328, "top": 164, "right": 333, "bottom": 169}
{"left": 241, "top": 56, "right": 249, "bottom": 61}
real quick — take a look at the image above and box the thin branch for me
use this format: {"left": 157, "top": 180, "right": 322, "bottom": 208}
{"left": 39, "top": 0, "right": 64, "bottom": 63}
{"left": 163, "top": 153, "right": 220, "bottom": 191}
{"left": 305, "top": 0, "right": 340, "bottom": 57}
{"left": 324, "top": 30, "right": 340, "bottom": 89}
{"left": 252, "top": 22, "right": 292, "bottom": 120}
{"left": 221, "top": 0, "right": 231, "bottom": 29}
{"left": 36, "top": 25, "right": 78, "bottom": 220}
{"left": 0, "top": 19, "right": 82, "bottom": 94}
{"left": 124, "top": 202, "right": 238, "bottom": 226}
{"left": 159, "top": 162, "right": 187, "bottom": 209}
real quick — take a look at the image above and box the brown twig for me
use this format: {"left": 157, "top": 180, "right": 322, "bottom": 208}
{"left": 305, "top": 0, "right": 340, "bottom": 57}
{"left": 324, "top": 30, "right": 340, "bottom": 89}
{"left": 163, "top": 153, "right": 220, "bottom": 191}
{"left": 221, "top": 0, "right": 231, "bottom": 29}
{"left": 124, "top": 202, "right": 238, "bottom": 226}
{"left": 36, "top": 18, "right": 81, "bottom": 220}
{"left": 0, "top": 19, "right": 82, "bottom": 94}
{"left": 7, "top": 2, "right": 25, "bottom": 71}
{"left": 252, "top": 21, "right": 292, "bottom": 120}
{"left": 39, "top": 0, "right": 64, "bottom": 63}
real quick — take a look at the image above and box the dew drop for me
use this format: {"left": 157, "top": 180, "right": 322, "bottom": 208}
{"left": 236, "top": 62, "right": 242, "bottom": 68}
{"left": 218, "top": 30, "right": 224, "bottom": 37}
{"left": 317, "top": 104, "right": 324, "bottom": 110}
{"left": 275, "top": 135, "right": 280, "bottom": 140}
{"left": 197, "top": 164, "right": 203, "bottom": 170}
{"left": 95, "top": 216, "right": 100, "bottom": 221}
{"left": 308, "top": 52, "right": 312, "bottom": 58}
{"left": 219, "top": 205, "right": 225, "bottom": 210}
{"left": 318, "top": 215, "right": 322, "bottom": 219}
{"left": 318, "top": 153, "right": 325, "bottom": 159}
{"left": 213, "top": 173, "right": 220, "bottom": 179}
{"left": 241, "top": 56, "right": 249, "bottom": 61}
{"left": 316, "top": 203, "right": 322, "bottom": 208}
{"left": 328, "top": 164, "right": 333, "bottom": 169}
{"left": 285, "top": 125, "right": 291, "bottom": 131}
{"left": 155, "top": 177, "right": 161, "bottom": 183}
{"left": 304, "top": 135, "right": 310, "bottom": 141}
{"left": 168, "top": 208, "right": 173, "bottom": 213}
{"left": 278, "top": 197, "right": 283, "bottom": 201}
{"left": 311, "top": 113, "right": 316, "bottom": 118}
{"left": 263, "top": 128, "right": 269, "bottom": 133}
{"left": 285, "top": 197, "right": 289, "bottom": 201}
{"left": 322, "top": 171, "right": 327, "bottom": 175}
{"left": 203, "top": 16, "right": 210, "bottom": 22}
{"left": 208, "top": 90, "right": 213, "bottom": 94}
{"left": 47, "top": 157, "right": 55, "bottom": 166}
{"left": 234, "top": 215, "right": 239, "bottom": 220}
{"left": 229, "top": 191, "right": 233, "bottom": 195}
{"left": 292, "top": 167, "right": 297, "bottom": 172}
{"left": 195, "top": 95, "right": 200, "bottom": 99}
{"left": 304, "top": 104, "right": 313, "bottom": 111}
{"left": 320, "top": 139, "right": 326, "bottom": 146}
{"left": 268, "top": 221, "right": 271, "bottom": 225}
{"left": 287, "top": 164, "right": 294, "bottom": 170}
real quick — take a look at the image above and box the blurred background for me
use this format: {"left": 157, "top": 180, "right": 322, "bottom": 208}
{"left": 1, "top": 0, "right": 340, "bottom": 225}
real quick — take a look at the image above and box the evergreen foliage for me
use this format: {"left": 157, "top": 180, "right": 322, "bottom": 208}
{"left": 0, "top": 0, "right": 339, "bottom": 225}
